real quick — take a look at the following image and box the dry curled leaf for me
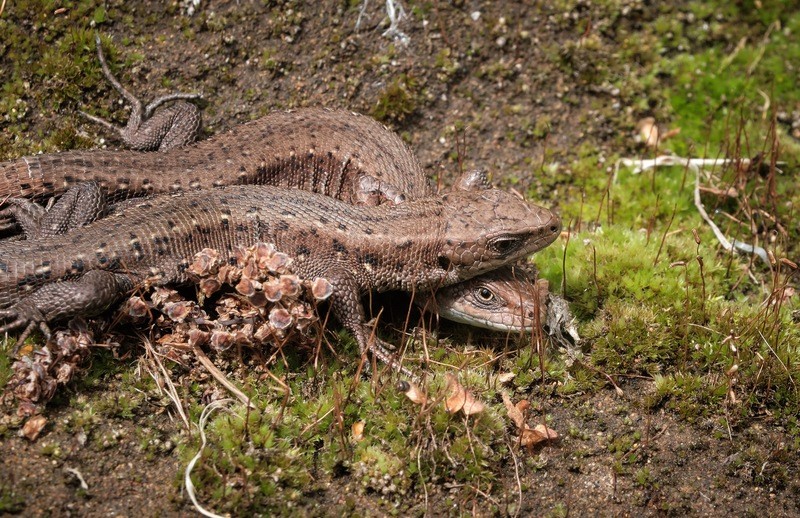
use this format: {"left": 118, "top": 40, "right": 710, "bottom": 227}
{"left": 520, "top": 424, "right": 559, "bottom": 447}
{"left": 164, "top": 301, "right": 193, "bottom": 322}
{"left": 311, "top": 277, "right": 333, "bottom": 300}
{"left": 444, "top": 374, "right": 485, "bottom": 416}
{"left": 199, "top": 278, "right": 222, "bottom": 298}
{"left": 351, "top": 420, "right": 365, "bottom": 442}
{"left": 125, "top": 296, "right": 150, "bottom": 318}
{"left": 501, "top": 390, "right": 558, "bottom": 448}
{"left": 497, "top": 372, "right": 516, "bottom": 384}
{"left": 278, "top": 275, "right": 301, "bottom": 297}
{"left": 398, "top": 380, "right": 427, "bottom": 405}
{"left": 267, "top": 252, "right": 292, "bottom": 273}
{"left": 269, "top": 307, "right": 293, "bottom": 329}
{"left": 22, "top": 415, "right": 47, "bottom": 441}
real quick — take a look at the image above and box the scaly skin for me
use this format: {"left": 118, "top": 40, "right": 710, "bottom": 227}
{"left": 0, "top": 108, "right": 427, "bottom": 204}
{"left": 431, "top": 266, "right": 550, "bottom": 332}
{"left": 0, "top": 184, "right": 561, "bottom": 370}
{"left": 0, "top": 108, "right": 561, "bottom": 332}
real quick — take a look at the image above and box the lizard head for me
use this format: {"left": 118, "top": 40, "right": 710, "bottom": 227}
{"left": 430, "top": 265, "right": 546, "bottom": 332}
{"left": 437, "top": 186, "right": 561, "bottom": 283}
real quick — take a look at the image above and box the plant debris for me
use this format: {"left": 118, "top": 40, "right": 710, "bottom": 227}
{"left": 501, "top": 391, "right": 558, "bottom": 449}
{"left": 444, "top": 374, "right": 485, "bottom": 416}
{"left": 2, "top": 243, "right": 332, "bottom": 420}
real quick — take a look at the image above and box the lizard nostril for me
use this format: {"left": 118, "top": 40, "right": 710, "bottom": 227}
{"left": 550, "top": 225, "right": 559, "bottom": 233}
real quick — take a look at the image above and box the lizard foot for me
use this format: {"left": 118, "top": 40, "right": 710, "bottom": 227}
{"left": 82, "top": 33, "right": 202, "bottom": 151}
{"left": 355, "top": 175, "right": 407, "bottom": 206}
{"left": 0, "top": 302, "right": 52, "bottom": 355}
{"left": 0, "top": 182, "right": 107, "bottom": 239}
{"left": 1, "top": 271, "right": 134, "bottom": 355}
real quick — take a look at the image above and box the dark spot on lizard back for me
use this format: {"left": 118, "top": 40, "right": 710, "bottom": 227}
{"left": 358, "top": 252, "right": 380, "bottom": 267}
{"left": 20, "top": 183, "right": 31, "bottom": 191}
{"left": 396, "top": 239, "right": 413, "bottom": 250}
{"left": 71, "top": 259, "right": 85, "bottom": 274}
{"left": 37, "top": 261, "right": 51, "bottom": 278}
{"left": 332, "top": 239, "right": 348, "bottom": 254}
{"left": 337, "top": 223, "right": 347, "bottom": 231}
{"left": 319, "top": 216, "right": 329, "bottom": 224}
{"left": 296, "top": 245, "right": 311, "bottom": 256}
{"left": 276, "top": 220, "right": 290, "bottom": 231}
{"left": 364, "top": 227, "right": 374, "bottom": 235}
{"left": 0, "top": 261, "right": 6, "bottom": 272}
{"left": 18, "top": 275, "right": 38, "bottom": 288}
{"left": 281, "top": 209, "right": 295, "bottom": 217}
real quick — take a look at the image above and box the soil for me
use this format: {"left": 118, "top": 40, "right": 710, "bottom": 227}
{"left": 1, "top": 0, "right": 798, "bottom": 516}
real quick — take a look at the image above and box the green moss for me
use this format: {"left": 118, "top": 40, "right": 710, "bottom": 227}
{"left": 0, "top": 486, "right": 25, "bottom": 514}
{"left": 371, "top": 74, "right": 420, "bottom": 124}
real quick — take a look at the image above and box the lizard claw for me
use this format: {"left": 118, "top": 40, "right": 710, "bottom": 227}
{"left": 0, "top": 304, "right": 51, "bottom": 355}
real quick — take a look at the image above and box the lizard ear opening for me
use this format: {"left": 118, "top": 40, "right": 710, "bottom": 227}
{"left": 438, "top": 255, "right": 452, "bottom": 272}
{"left": 454, "top": 169, "right": 492, "bottom": 191}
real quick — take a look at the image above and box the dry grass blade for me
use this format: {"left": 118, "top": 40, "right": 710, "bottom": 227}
{"left": 617, "top": 155, "right": 769, "bottom": 262}
{"left": 192, "top": 343, "right": 257, "bottom": 410}
{"left": 185, "top": 398, "right": 234, "bottom": 518}
{"left": 141, "top": 336, "right": 190, "bottom": 431}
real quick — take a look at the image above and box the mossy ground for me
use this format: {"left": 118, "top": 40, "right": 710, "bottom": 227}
{"left": 1, "top": 0, "right": 799, "bottom": 515}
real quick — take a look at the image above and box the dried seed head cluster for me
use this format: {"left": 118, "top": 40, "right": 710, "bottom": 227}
{"left": 3, "top": 320, "right": 94, "bottom": 418}
{"left": 126, "top": 243, "right": 333, "bottom": 352}
{"left": 4, "top": 243, "right": 333, "bottom": 417}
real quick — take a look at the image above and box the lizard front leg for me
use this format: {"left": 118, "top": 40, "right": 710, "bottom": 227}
{"left": 355, "top": 175, "right": 408, "bottom": 206}
{"left": 325, "top": 269, "right": 414, "bottom": 378}
{"left": 1, "top": 270, "right": 135, "bottom": 352}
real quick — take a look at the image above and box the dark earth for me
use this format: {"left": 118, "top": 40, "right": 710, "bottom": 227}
{"left": 1, "top": 0, "right": 799, "bottom": 516}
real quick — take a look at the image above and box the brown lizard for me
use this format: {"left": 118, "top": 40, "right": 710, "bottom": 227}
{"left": 0, "top": 182, "right": 561, "bottom": 373}
{"left": 0, "top": 37, "right": 561, "bottom": 333}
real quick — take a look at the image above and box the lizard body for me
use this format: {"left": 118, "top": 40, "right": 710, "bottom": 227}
{"left": 1, "top": 108, "right": 561, "bottom": 333}
{"left": 0, "top": 184, "right": 561, "bottom": 367}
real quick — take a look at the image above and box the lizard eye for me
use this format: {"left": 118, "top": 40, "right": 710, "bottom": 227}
{"left": 490, "top": 236, "right": 522, "bottom": 255}
{"left": 475, "top": 287, "right": 496, "bottom": 304}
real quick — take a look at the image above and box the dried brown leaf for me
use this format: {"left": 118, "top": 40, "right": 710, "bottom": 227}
{"left": 398, "top": 380, "right": 427, "bottom": 405}
{"left": 22, "top": 415, "right": 47, "bottom": 441}
{"left": 444, "top": 374, "right": 485, "bottom": 415}
{"left": 352, "top": 420, "right": 365, "bottom": 442}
